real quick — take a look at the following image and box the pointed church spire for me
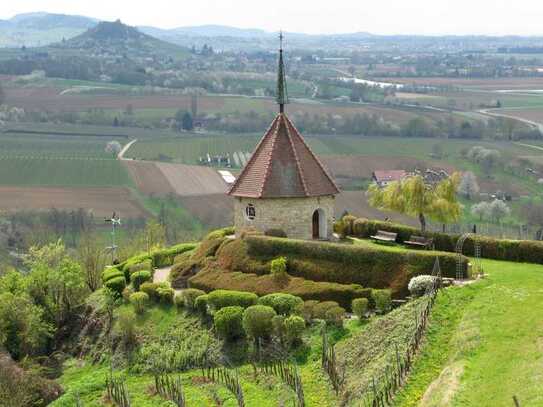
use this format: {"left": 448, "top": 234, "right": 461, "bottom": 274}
{"left": 277, "top": 31, "right": 288, "bottom": 113}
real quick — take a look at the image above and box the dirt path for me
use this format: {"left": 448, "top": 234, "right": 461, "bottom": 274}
{"left": 479, "top": 108, "right": 543, "bottom": 133}
{"left": 118, "top": 139, "right": 138, "bottom": 160}
{"left": 153, "top": 266, "right": 182, "bottom": 295}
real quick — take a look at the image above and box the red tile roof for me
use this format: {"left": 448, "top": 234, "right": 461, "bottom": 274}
{"left": 372, "top": 170, "right": 407, "bottom": 183}
{"left": 228, "top": 113, "right": 339, "bottom": 198}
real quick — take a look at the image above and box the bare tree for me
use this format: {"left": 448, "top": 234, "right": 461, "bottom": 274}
{"left": 77, "top": 233, "right": 106, "bottom": 291}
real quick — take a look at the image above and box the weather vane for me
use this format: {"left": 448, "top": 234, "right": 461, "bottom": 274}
{"left": 105, "top": 211, "right": 121, "bottom": 264}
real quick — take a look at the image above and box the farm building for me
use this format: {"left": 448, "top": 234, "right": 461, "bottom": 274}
{"left": 228, "top": 37, "right": 339, "bottom": 240}
{"left": 372, "top": 170, "right": 407, "bottom": 187}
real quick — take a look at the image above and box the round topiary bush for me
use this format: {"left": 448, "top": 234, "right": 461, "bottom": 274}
{"left": 272, "top": 315, "right": 286, "bottom": 342}
{"left": 195, "top": 294, "right": 209, "bottom": 315}
{"left": 214, "top": 306, "right": 245, "bottom": 341}
{"left": 270, "top": 256, "right": 288, "bottom": 282}
{"left": 174, "top": 293, "right": 184, "bottom": 308}
{"left": 181, "top": 288, "right": 206, "bottom": 310}
{"left": 324, "top": 306, "right": 346, "bottom": 327}
{"left": 207, "top": 290, "right": 258, "bottom": 311}
{"left": 352, "top": 297, "right": 369, "bottom": 320}
{"left": 157, "top": 286, "right": 175, "bottom": 305}
{"left": 299, "top": 300, "right": 319, "bottom": 323}
{"left": 102, "top": 268, "right": 124, "bottom": 283}
{"left": 284, "top": 315, "right": 305, "bottom": 345}
{"left": 372, "top": 289, "right": 392, "bottom": 314}
{"left": 131, "top": 270, "right": 152, "bottom": 291}
{"left": 258, "top": 293, "right": 303, "bottom": 316}
{"left": 140, "top": 282, "right": 159, "bottom": 301}
{"left": 129, "top": 291, "right": 149, "bottom": 314}
{"left": 408, "top": 275, "right": 438, "bottom": 297}
{"left": 313, "top": 301, "right": 341, "bottom": 320}
{"left": 104, "top": 276, "right": 126, "bottom": 295}
{"left": 242, "top": 305, "right": 277, "bottom": 340}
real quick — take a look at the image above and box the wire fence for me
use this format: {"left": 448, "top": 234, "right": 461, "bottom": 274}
{"left": 360, "top": 258, "right": 442, "bottom": 407}
{"left": 428, "top": 221, "right": 543, "bottom": 241}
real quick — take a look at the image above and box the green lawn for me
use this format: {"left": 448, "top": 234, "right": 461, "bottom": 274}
{"left": 395, "top": 258, "right": 543, "bottom": 406}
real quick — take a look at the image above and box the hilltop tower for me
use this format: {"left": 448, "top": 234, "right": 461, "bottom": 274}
{"left": 228, "top": 33, "right": 339, "bottom": 240}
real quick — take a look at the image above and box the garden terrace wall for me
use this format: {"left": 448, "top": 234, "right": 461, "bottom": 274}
{"left": 218, "top": 236, "right": 464, "bottom": 296}
{"left": 350, "top": 218, "right": 543, "bottom": 264}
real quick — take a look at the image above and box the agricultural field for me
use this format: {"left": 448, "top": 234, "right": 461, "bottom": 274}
{"left": 0, "top": 186, "right": 146, "bottom": 218}
{"left": 0, "top": 157, "right": 133, "bottom": 187}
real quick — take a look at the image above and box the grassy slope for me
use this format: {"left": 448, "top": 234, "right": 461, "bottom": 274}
{"left": 394, "top": 258, "right": 543, "bottom": 406}
{"left": 51, "top": 303, "right": 348, "bottom": 406}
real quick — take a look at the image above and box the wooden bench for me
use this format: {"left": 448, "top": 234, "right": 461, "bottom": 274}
{"left": 404, "top": 235, "right": 434, "bottom": 250}
{"left": 370, "top": 230, "right": 398, "bottom": 244}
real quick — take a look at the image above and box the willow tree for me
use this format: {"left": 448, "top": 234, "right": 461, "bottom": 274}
{"left": 367, "top": 174, "right": 461, "bottom": 232}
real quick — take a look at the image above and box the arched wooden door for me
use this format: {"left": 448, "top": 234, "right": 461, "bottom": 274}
{"left": 312, "top": 210, "right": 319, "bottom": 239}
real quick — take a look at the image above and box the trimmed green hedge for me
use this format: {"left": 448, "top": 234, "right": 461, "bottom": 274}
{"left": 244, "top": 236, "right": 464, "bottom": 292}
{"left": 189, "top": 269, "right": 371, "bottom": 309}
{"left": 102, "top": 243, "right": 197, "bottom": 284}
{"left": 206, "top": 289, "right": 258, "bottom": 311}
{"left": 350, "top": 218, "right": 543, "bottom": 264}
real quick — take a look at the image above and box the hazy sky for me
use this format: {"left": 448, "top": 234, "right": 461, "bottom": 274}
{"left": 2, "top": 0, "right": 543, "bottom": 36}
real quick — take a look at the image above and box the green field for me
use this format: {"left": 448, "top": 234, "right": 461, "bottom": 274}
{"left": 0, "top": 133, "right": 133, "bottom": 187}
{"left": 0, "top": 157, "right": 133, "bottom": 187}
{"left": 127, "top": 133, "right": 534, "bottom": 162}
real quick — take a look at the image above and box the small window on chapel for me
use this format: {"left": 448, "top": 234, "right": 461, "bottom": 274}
{"left": 245, "top": 204, "right": 256, "bottom": 220}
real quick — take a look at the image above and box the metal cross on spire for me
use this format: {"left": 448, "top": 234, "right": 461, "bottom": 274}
{"left": 276, "top": 30, "right": 289, "bottom": 112}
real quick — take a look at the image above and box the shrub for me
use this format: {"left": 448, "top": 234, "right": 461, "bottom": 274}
{"left": 214, "top": 306, "right": 245, "bottom": 341}
{"left": 258, "top": 293, "right": 303, "bottom": 316}
{"left": 115, "top": 308, "right": 138, "bottom": 347}
{"left": 206, "top": 290, "right": 258, "bottom": 311}
{"left": 373, "top": 289, "right": 392, "bottom": 314}
{"left": 270, "top": 256, "right": 288, "bottom": 283}
{"left": 189, "top": 268, "right": 369, "bottom": 309}
{"left": 325, "top": 306, "right": 346, "bottom": 327}
{"left": 152, "top": 243, "right": 197, "bottom": 268}
{"left": 313, "top": 301, "right": 341, "bottom": 320}
{"left": 272, "top": 315, "right": 286, "bottom": 342}
{"left": 349, "top": 217, "right": 543, "bottom": 264}
{"left": 408, "top": 275, "right": 438, "bottom": 297}
{"left": 127, "top": 259, "right": 152, "bottom": 276}
{"left": 205, "top": 226, "right": 235, "bottom": 240}
{"left": 122, "top": 286, "right": 134, "bottom": 302}
{"left": 140, "top": 282, "right": 159, "bottom": 301}
{"left": 129, "top": 292, "right": 149, "bottom": 314}
{"left": 244, "top": 236, "right": 463, "bottom": 296}
{"left": 102, "top": 268, "right": 124, "bottom": 283}
{"left": 284, "top": 315, "right": 305, "bottom": 345}
{"left": 157, "top": 286, "right": 175, "bottom": 305}
{"left": 264, "top": 229, "right": 287, "bottom": 238}
{"left": 195, "top": 294, "right": 209, "bottom": 315}
{"left": 131, "top": 270, "right": 151, "bottom": 291}
{"left": 174, "top": 293, "right": 184, "bottom": 308}
{"left": 342, "top": 215, "right": 357, "bottom": 236}
{"left": 181, "top": 288, "right": 206, "bottom": 310}
{"left": 299, "top": 300, "right": 319, "bottom": 323}
{"left": 352, "top": 297, "right": 369, "bottom": 320}
{"left": 334, "top": 219, "right": 348, "bottom": 239}
{"left": 104, "top": 276, "right": 126, "bottom": 295}
{"left": 242, "top": 305, "right": 277, "bottom": 340}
